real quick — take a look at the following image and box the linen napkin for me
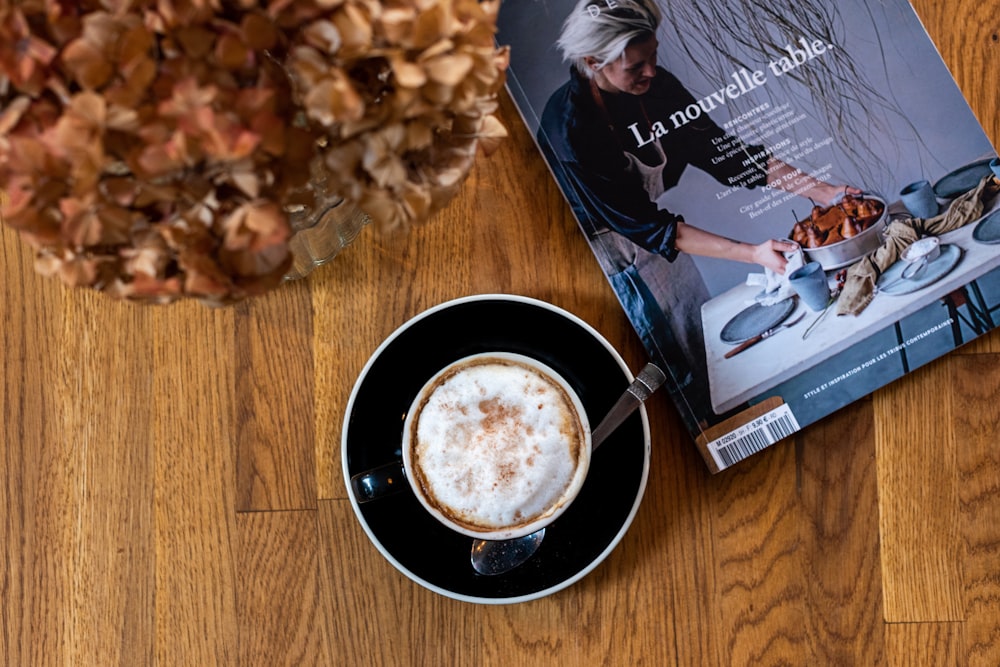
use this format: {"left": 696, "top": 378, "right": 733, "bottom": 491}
{"left": 746, "top": 240, "right": 804, "bottom": 305}
{"left": 836, "top": 175, "right": 1000, "bottom": 316}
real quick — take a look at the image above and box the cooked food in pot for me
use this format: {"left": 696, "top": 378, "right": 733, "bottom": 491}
{"left": 790, "top": 194, "right": 885, "bottom": 249}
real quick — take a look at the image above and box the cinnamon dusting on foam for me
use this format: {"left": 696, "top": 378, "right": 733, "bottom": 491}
{"left": 408, "top": 356, "right": 588, "bottom": 533}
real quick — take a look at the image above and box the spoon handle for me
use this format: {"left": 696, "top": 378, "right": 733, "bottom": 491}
{"left": 590, "top": 363, "right": 666, "bottom": 450}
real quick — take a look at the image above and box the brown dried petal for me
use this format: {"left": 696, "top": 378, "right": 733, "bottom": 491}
{"left": 418, "top": 37, "right": 456, "bottom": 62}
{"left": 214, "top": 32, "right": 249, "bottom": 70}
{"left": 302, "top": 19, "right": 342, "bottom": 53}
{"left": 61, "top": 37, "right": 115, "bottom": 90}
{"left": 0, "top": 96, "right": 31, "bottom": 134}
{"left": 106, "top": 55, "right": 157, "bottom": 108}
{"left": 0, "top": 175, "right": 36, "bottom": 220}
{"left": 389, "top": 56, "right": 426, "bottom": 89}
{"left": 225, "top": 160, "right": 262, "bottom": 198}
{"left": 362, "top": 146, "right": 406, "bottom": 189}
{"left": 217, "top": 208, "right": 291, "bottom": 278}
{"left": 136, "top": 140, "right": 186, "bottom": 176}
{"left": 120, "top": 231, "right": 170, "bottom": 278}
{"left": 220, "top": 237, "right": 289, "bottom": 278}
{"left": 249, "top": 110, "right": 286, "bottom": 157}
{"left": 35, "top": 249, "right": 100, "bottom": 288}
{"left": 6, "top": 207, "right": 63, "bottom": 247}
{"left": 56, "top": 194, "right": 136, "bottom": 247}
{"left": 179, "top": 106, "right": 260, "bottom": 160}
{"left": 304, "top": 73, "right": 364, "bottom": 126}
{"left": 80, "top": 11, "right": 126, "bottom": 49}
{"left": 410, "top": 4, "right": 452, "bottom": 50}
{"left": 358, "top": 189, "right": 407, "bottom": 233}
{"left": 377, "top": 7, "right": 418, "bottom": 45}
{"left": 240, "top": 13, "right": 279, "bottom": 50}
{"left": 110, "top": 273, "right": 184, "bottom": 302}
{"left": 221, "top": 201, "right": 290, "bottom": 250}
{"left": 59, "top": 197, "right": 105, "bottom": 247}
{"left": 95, "top": 202, "right": 137, "bottom": 245}
{"left": 100, "top": 176, "right": 140, "bottom": 207}
{"left": 331, "top": 3, "right": 373, "bottom": 58}
{"left": 159, "top": 77, "right": 218, "bottom": 117}
{"left": 3, "top": 33, "right": 57, "bottom": 95}
{"left": 403, "top": 118, "right": 434, "bottom": 151}
{"left": 25, "top": 34, "right": 59, "bottom": 68}
{"left": 179, "top": 250, "right": 236, "bottom": 299}
{"left": 119, "top": 24, "right": 157, "bottom": 64}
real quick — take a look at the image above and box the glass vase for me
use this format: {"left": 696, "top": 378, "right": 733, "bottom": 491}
{"left": 283, "top": 194, "right": 370, "bottom": 280}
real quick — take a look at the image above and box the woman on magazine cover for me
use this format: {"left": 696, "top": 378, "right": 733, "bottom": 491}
{"left": 537, "top": 0, "right": 859, "bottom": 428}
{"left": 539, "top": 0, "right": 857, "bottom": 275}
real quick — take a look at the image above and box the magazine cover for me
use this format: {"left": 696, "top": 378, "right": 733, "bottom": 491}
{"left": 496, "top": 0, "right": 1000, "bottom": 472}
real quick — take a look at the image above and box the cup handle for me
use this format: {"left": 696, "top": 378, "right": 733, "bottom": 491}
{"left": 350, "top": 461, "right": 407, "bottom": 503}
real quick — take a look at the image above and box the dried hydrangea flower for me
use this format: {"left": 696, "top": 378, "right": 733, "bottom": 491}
{"left": 0, "top": 0, "right": 509, "bottom": 303}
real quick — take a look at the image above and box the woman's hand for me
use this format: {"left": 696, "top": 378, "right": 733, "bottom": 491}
{"left": 765, "top": 157, "right": 862, "bottom": 206}
{"left": 751, "top": 239, "right": 799, "bottom": 274}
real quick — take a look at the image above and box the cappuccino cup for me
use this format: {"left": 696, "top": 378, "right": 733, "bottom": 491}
{"left": 351, "top": 352, "right": 591, "bottom": 540}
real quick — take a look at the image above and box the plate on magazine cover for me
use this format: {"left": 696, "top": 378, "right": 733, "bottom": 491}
{"left": 933, "top": 158, "right": 994, "bottom": 199}
{"left": 972, "top": 209, "right": 1000, "bottom": 244}
{"left": 719, "top": 297, "right": 796, "bottom": 344}
{"left": 877, "top": 243, "right": 962, "bottom": 295}
{"left": 341, "top": 294, "right": 650, "bottom": 604}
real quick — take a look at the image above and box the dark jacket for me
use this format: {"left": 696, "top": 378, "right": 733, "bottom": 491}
{"left": 538, "top": 66, "right": 769, "bottom": 258}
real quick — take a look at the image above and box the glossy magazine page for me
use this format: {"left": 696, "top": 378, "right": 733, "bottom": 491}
{"left": 497, "top": 0, "right": 1000, "bottom": 471}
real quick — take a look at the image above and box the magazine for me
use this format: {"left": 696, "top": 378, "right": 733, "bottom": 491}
{"left": 496, "top": 0, "right": 1000, "bottom": 472}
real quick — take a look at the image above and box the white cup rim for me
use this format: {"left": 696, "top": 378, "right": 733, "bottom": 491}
{"left": 401, "top": 351, "right": 592, "bottom": 541}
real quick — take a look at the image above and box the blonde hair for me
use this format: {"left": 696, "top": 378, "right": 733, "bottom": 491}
{"left": 556, "top": 0, "right": 661, "bottom": 78}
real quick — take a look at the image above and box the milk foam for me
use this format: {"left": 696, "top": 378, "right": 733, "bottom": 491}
{"left": 409, "top": 357, "right": 588, "bottom": 533}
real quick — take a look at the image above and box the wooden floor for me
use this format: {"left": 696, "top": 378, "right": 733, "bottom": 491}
{"left": 3, "top": 2, "right": 1000, "bottom": 665}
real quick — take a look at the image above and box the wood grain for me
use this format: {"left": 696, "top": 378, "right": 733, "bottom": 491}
{"left": 796, "top": 402, "right": 885, "bottom": 665}
{"left": 952, "top": 354, "right": 1000, "bottom": 667}
{"left": 1, "top": 1, "right": 999, "bottom": 664}
{"left": 237, "top": 510, "right": 332, "bottom": 665}
{"left": 874, "top": 359, "right": 964, "bottom": 622}
{"left": 152, "top": 305, "right": 239, "bottom": 665}
{"left": 235, "top": 284, "right": 318, "bottom": 511}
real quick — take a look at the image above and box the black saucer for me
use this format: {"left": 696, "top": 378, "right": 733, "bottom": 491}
{"left": 341, "top": 294, "right": 650, "bottom": 604}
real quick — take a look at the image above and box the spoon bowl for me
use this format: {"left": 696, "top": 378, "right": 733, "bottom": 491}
{"left": 469, "top": 362, "right": 666, "bottom": 576}
{"left": 471, "top": 527, "right": 547, "bottom": 575}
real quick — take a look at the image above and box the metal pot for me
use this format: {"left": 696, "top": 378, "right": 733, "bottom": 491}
{"left": 801, "top": 195, "right": 888, "bottom": 270}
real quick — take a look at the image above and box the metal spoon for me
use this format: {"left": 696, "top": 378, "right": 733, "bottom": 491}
{"left": 470, "top": 362, "right": 667, "bottom": 576}
{"left": 878, "top": 257, "right": 928, "bottom": 293}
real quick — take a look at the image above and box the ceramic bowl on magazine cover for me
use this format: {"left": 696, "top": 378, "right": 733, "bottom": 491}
{"left": 341, "top": 294, "right": 650, "bottom": 604}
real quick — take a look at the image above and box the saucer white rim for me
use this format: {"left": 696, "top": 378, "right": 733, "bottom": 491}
{"left": 340, "top": 293, "right": 651, "bottom": 605}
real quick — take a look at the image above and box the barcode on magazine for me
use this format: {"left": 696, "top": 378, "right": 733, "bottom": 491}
{"left": 707, "top": 404, "right": 801, "bottom": 470}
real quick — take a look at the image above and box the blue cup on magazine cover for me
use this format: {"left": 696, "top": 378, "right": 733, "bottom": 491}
{"left": 899, "top": 179, "right": 939, "bottom": 219}
{"left": 788, "top": 261, "right": 831, "bottom": 311}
